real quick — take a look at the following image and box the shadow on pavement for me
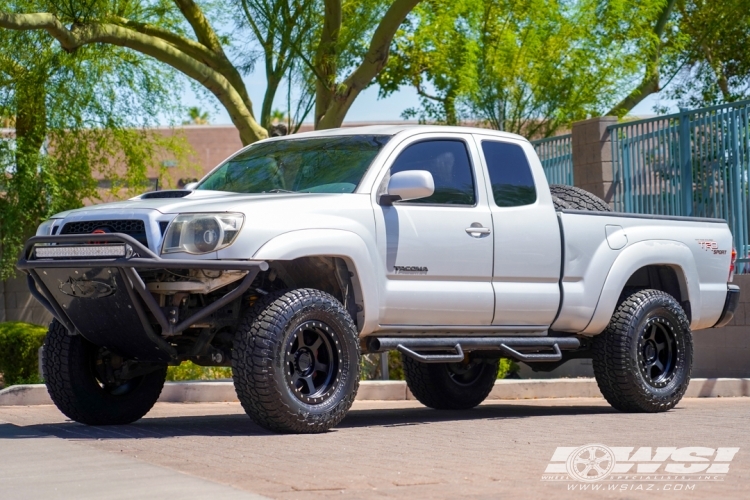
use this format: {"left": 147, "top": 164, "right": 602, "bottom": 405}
{"left": 6, "top": 402, "right": 616, "bottom": 441}
{"left": 339, "top": 402, "right": 616, "bottom": 429}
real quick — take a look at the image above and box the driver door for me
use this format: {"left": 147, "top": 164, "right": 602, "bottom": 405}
{"left": 373, "top": 134, "right": 495, "bottom": 326}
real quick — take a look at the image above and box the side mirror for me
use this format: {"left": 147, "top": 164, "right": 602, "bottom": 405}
{"left": 381, "top": 170, "right": 435, "bottom": 205}
{"left": 184, "top": 182, "right": 199, "bottom": 190}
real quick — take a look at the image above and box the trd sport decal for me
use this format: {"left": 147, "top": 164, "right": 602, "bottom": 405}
{"left": 696, "top": 239, "right": 727, "bottom": 255}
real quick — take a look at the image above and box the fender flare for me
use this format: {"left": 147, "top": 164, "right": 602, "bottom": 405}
{"left": 252, "top": 229, "right": 381, "bottom": 335}
{"left": 582, "top": 240, "right": 700, "bottom": 334}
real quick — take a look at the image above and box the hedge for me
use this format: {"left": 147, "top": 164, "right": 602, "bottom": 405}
{"left": 0, "top": 322, "right": 47, "bottom": 386}
{"left": 166, "top": 361, "right": 232, "bottom": 381}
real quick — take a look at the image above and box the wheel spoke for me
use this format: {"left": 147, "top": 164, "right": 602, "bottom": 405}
{"left": 296, "top": 329, "right": 307, "bottom": 349}
{"left": 302, "top": 375, "right": 316, "bottom": 394}
{"left": 314, "top": 361, "right": 328, "bottom": 374}
{"left": 652, "top": 359, "right": 665, "bottom": 373}
{"left": 593, "top": 463, "right": 608, "bottom": 475}
{"left": 310, "top": 337, "right": 323, "bottom": 352}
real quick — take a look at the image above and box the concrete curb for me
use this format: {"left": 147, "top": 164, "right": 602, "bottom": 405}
{"left": 2, "top": 378, "right": 749, "bottom": 406}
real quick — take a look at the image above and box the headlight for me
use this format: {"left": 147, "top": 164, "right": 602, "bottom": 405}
{"left": 36, "top": 219, "right": 60, "bottom": 236}
{"left": 162, "top": 213, "right": 244, "bottom": 254}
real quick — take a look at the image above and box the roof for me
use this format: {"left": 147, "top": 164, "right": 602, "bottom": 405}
{"left": 259, "top": 124, "right": 529, "bottom": 144}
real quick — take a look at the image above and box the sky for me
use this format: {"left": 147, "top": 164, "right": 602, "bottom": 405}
{"left": 180, "top": 68, "right": 676, "bottom": 128}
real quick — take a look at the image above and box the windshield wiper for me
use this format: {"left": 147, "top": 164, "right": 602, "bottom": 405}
{"left": 264, "top": 188, "right": 297, "bottom": 193}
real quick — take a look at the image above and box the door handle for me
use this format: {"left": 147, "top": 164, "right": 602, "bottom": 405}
{"left": 465, "top": 226, "right": 491, "bottom": 235}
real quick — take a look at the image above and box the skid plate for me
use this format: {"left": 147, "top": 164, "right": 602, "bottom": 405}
{"left": 35, "top": 267, "right": 171, "bottom": 362}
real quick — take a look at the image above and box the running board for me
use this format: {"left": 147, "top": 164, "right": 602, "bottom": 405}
{"left": 367, "top": 336, "right": 581, "bottom": 363}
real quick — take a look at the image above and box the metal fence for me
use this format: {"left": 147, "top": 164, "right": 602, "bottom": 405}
{"left": 531, "top": 134, "right": 574, "bottom": 186}
{"left": 610, "top": 100, "right": 750, "bottom": 270}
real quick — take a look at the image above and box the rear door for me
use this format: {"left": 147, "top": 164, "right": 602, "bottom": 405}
{"left": 373, "top": 133, "right": 495, "bottom": 326}
{"left": 473, "top": 135, "right": 562, "bottom": 328}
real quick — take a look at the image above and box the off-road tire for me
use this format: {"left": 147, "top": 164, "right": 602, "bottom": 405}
{"left": 402, "top": 355, "right": 499, "bottom": 410}
{"left": 232, "top": 289, "right": 360, "bottom": 433}
{"left": 592, "top": 289, "right": 692, "bottom": 412}
{"left": 43, "top": 319, "right": 167, "bottom": 425}
{"left": 550, "top": 184, "right": 611, "bottom": 211}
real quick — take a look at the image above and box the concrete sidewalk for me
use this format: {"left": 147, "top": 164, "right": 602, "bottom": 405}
{"left": 0, "top": 423, "right": 267, "bottom": 500}
{"left": 2, "top": 377, "right": 749, "bottom": 406}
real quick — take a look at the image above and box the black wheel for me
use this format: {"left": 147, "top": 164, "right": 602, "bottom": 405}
{"left": 550, "top": 184, "right": 611, "bottom": 211}
{"left": 232, "top": 289, "right": 360, "bottom": 433}
{"left": 592, "top": 289, "right": 692, "bottom": 412}
{"left": 402, "top": 355, "right": 498, "bottom": 410}
{"left": 43, "top": 319, "right": 167, "bottom": 425}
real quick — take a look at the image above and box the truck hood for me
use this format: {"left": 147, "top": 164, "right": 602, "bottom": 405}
{"left": 51, "top": 190, "right": 336, "bottom": 218}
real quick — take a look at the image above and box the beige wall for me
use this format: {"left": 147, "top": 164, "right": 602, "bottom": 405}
{"left": 0, "top": 273, "right": 53, "bottom": 326}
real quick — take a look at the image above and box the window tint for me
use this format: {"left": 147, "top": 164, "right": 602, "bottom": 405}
{"left": 197, "top": 135, "right": 390, "bottom": 193}
{"left": 390, "top": 140, "right": 475, "bottom": 205}
{"left": 482, "top": 141, "right": 537, "bottom": 207}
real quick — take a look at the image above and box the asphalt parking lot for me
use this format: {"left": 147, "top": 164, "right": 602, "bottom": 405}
{"left": 1, "top": 398, "right": 749, "bottom": 499}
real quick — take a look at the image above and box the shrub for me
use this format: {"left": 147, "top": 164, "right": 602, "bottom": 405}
{"left": 0, "top": 322, "right": 47, "bottom": 386}
{"left": 166, "top": 361, "right": 232, "bottom": 381}
{"left": 498, "top": 358, "right": 520, "bottom": 379}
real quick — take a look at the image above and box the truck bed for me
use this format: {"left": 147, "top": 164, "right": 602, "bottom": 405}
{"left": 552, "top": 209, "right": 733, "bottom": 334}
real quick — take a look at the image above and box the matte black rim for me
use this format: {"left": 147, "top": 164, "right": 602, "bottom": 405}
{"left": 284, "top": 320, "right": 341, "bottom": 404}
{"left": 637, "top": 317, "right": 678, "bottom": 388}
{"left": 446, "top": 360, "right": 486, "bottom": 386}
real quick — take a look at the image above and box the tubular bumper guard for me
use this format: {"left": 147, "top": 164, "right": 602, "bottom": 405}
{"left": 17, "top": 234, "right": 268, "bottom": 362}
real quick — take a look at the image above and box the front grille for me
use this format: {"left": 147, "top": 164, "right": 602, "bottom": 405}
{"left": 60, "top": 220, "right": 149, "bottom": 248}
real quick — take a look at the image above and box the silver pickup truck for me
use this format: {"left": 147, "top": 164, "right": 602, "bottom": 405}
{"left": 19, "top": 125, "right": 739, "bottom": 433}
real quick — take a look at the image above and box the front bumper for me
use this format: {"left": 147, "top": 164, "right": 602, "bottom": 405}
{"left": 713, "top": 284, "right": 741, "bottom": 328}
{"left": 17, "top": 233, "right": 268, "bottom": 362}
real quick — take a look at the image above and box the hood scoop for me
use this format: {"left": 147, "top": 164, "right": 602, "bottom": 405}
{"left": 140, "top": 190, "right": 192, "bottom": 199}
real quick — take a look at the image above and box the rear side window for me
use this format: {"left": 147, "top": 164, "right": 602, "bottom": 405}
{"left": 482, "top": 141, "right": 537, "bottom": 207}
{"left": 390, "top": 140, "right": 475, "bottom": 205}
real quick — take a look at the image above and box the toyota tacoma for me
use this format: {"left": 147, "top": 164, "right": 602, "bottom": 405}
{"left": 19, "top": 125, "right": 739, "bottom": 432}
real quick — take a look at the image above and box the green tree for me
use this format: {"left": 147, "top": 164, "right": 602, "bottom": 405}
{"left": 659, "top": 0, "right": 750, "bottom": 108}
{"left": 380, "top": 0, "right": 665, "bottom": 136}
{"left": 0, "top": 26, "right": 191, "bottom": 279}
{"left": 183, "top": 106, "right": 210, "bottom": 124}
{"left": 0, "top": 0, "right": 422, "bottom": 145}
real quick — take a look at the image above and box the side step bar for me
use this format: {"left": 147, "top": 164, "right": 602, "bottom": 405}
{"left": 367, "top": 336, "right": 581, "bottom": 363}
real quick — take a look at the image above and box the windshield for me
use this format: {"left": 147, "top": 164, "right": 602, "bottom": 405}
{"left": 196, "top": 135, "right": 392, "bottom": 194}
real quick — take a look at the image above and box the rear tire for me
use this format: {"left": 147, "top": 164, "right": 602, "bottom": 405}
{"left": 550, "top": 184, "right": 611, "bottom": 211}
{"left": 402, "top": 355, "right": 498, "bottom": 410}
{"left": 592, "top": 289, "right": 692, "bottom": 412}
{"left": 232, "top": 289, "right": 360, "bottom": 433}
{"left": 43, "top": 320, "right": 167, "bottom": 425}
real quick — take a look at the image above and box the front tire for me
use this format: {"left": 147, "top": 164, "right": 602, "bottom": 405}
{"left": 43, "top": 320, "right": 167, "bottom": 425}
{"left": 402, "top": 355, "right": 499, "bottom": 410}
{"left": 592, "top": 289, "right": 692, "bottom": 412}
{"left": 232, "top": 289, "right": 360, "bottom": 433}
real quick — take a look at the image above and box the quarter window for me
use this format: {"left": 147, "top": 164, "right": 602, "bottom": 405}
{"left": 390, "top": 140, "right": 476, "bottom": 205}
{"left": 482, "top": 141, "right": 537, "bottom": 207}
